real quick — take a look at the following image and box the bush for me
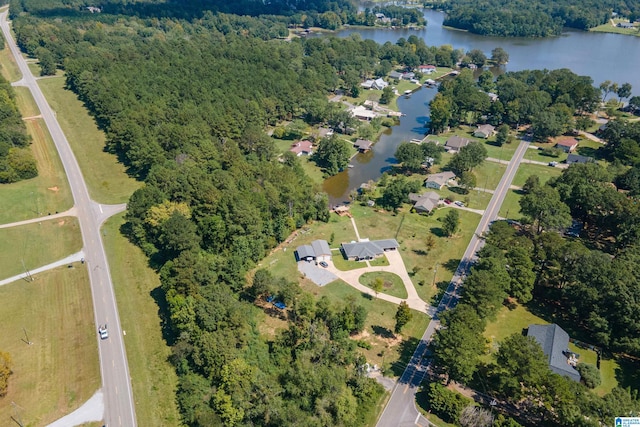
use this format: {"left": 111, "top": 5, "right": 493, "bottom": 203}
{"left": 426, "top": 382, "right": 471, "bottom": 423}
{"left": 575, "top": 362, "right": 601, "bottom": 389}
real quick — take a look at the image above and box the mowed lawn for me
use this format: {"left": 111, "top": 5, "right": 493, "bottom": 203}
{"left": 0, "top": 216, "right": 82, "bottom": 279}
{"left": 0, "top": 265, "right": 100, "bottom": 426}
{"left": 484, "top": 304, "right": 619, "bottom": 395}
{"left": 512, "top": 163, "right": 562, "bottom": 187}
{"left": 0, "top": 118, "right": 74, "bottom": 223}
{"left": 350, "top": 203, "right": 480, "bottom": 303}
{"left": 102, "top": 213, "right": 182, "bottom": 427}
{"left": 0, "top": 45, "right": 22, "bottom": 82}
{"left": 37, "top": 77, "right": 140, "bottom": 204}
{"left": 498, "top": 189, "right": 522, "bottom": 219}
{"left": 360, "top": 271, "right": 408, "bottom": 299}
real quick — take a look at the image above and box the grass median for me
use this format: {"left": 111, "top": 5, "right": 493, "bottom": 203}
{"left": 0, "top": 216, "right": 82, "bottom": 280}
{"left": 0, "top": 265, "right": 100, "bottom": 426}
{"left": 37, "top": 77, "right": 141, "bottom": 204}
{"left": 102, "top": 213, "right": 182, "bottom": 427}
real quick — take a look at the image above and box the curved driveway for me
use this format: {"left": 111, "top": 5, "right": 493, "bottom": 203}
{"left": 0, "top": 12, "right": 136, "bottom": 427}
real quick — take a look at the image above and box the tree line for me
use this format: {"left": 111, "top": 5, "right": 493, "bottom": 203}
{"left": 0, "top": 72, "right": 36, "bottom": 183}
{"left": 433, "top": 0, "right": 640, "bottom": 37}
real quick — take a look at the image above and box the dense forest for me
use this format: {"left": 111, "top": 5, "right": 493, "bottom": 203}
{"left": 433, "top": 0, "right": 640, "bottom": 37}
{"left": 0, "top": 63, "right": 35, "bottom": 183}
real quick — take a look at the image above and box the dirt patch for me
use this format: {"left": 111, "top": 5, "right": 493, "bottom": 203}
{"left": 47, "top": 186, "right": 59, "bottom": 192}
{"left": 57, "top": 220, "right": 65, "bottom": 226}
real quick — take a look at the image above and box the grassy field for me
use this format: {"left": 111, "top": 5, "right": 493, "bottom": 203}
{"left": 590, "top": 20, "right": 639, "bottom": 35}
{"left": 359, "top": 271, "right": 408, "bottom": 299}
{"left": 512, "top": 163, "right": 562, "bottom": 187}
{"left": 37, "top": 77, "right": 141, "bottom": 203}
{"left": 13, "top": 86, "right": 40, "bottom": 118}
{"left": 0, "top": 216, "right": 82, "bottom": 279}
{"left": 350, "top": 203, "right": 480, "bottom": 303}
{"left": 102, "top": 213, "right": 183, "bottom": 426}
{"left": 0, "top": 265, "right": 100, "bottom": 426}
{"left": 0, "top": 45, "right": 22, "bottom": 82}
{"left": 0, "top": 118, "right": 74, "bottom": 224}
{"left": 483, "top": 304, "right": 619, "bottom": 395}
{"left": 474, "top": 160, "right": 507, "bottom": 191}
{"left": 524, "top": 145, "right": 568, "bottom": 163}
{"left": 498, "top": 189, "right": 522, "bottom": 219}
{"left": 300, "top": 280, "right": 430, "bottom": 375}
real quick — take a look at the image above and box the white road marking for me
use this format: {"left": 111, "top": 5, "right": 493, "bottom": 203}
{"left": 415, "top": 413, "right": 421, "bottom": 424}
{"left": 99, "top": 204, "right": 103, "bottom": 213}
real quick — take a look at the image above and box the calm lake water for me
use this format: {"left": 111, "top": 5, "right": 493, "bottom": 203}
{"left": 323, "top": 9, "right": 640, "bottom": 204}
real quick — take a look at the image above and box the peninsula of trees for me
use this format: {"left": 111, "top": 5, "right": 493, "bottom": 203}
{"left": 432, "top": 0, "right": 640, "bottom": 37}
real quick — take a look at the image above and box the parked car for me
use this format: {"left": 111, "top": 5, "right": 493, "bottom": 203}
{"left": 548, "top": 161, "right": 558, "bottom": 167}
{"left": 454, "top": 201, "right": 464, "bottom": 207}
{"left": 98, "top": 324, "right": 109, "bottom": 340}
{"left": 319, "top": 261, "right": 328, "bottom": 268}
{"left": 444, "top": 199, "right": 452, "bottom": 204}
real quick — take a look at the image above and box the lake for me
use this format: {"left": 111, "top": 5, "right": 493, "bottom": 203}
{"left": 323, "top": 9, "right": 640, "bottom": 204}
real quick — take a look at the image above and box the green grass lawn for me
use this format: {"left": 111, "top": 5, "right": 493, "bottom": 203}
{"left": 0, "top": 216, "right": 82, "bottom": 279}
{"left": 523, "top": 144, "right": 568, "bottom": 163}
{"left": 333, "top": 255, "right": 366, "bottom": 271}
{"left": 474, "top": 160, "right": 507, "bottom": 191}
{"left": 482, "top": 140, "right": 517, "bottom": 162}
{"left": 498, "top": 189, "right": 522, "bottom": 219}
{"left": 360, "top": 271, "right": 408, "bottom": 299}
{"left": 483, "top": 303, "right": 619, "bottom": 394}
{"left": 590, "top": 20, "right": 640, "bottom": 35}
{"left": 102, "top": 213, "right": 183, "bottom": 426}
{"left": 369, "top": 256, "right": 390, "bottom": 267}
{"left": 37, "top": 77, "right": 141, "bottom": 203}
{"left": 301, "top": 280, "right": 430, "bottom": 375}
{"left": 13, "top": 86, "right": 40, "bottom": 118}
{"left": 0, "top": 118, "right": 74, "bottom": 223}
{"left": 350, "top": 204, "right": 480, "bottom": 302}
{"left": 0, "top": 45, "right": 22, "bottom": 82}
{"left": 27, "top": 61, "right": 40, "bottom": 77}
{"left": 512, "top": 163, "right": 562, "bottom": 187}
{"left": 0, "top": 265, "right": 100, "bottom": 427}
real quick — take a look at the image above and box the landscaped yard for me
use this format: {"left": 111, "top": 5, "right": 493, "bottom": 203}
{"left": 474, "top": 160, "right": 507, "bottom": 191}
{"left": 0, "top": 216, "right": 82, "bottom": 279}
{"left": 523, "top": 144, "right": 568, "bottom": 163}
{"left": 0, "top": 265, "right": 100, "bottom": 427}
{"left": 102, "top": 213, "right": 182, "bottom": 426}
{"left": 37, "top": 77, "right": 141, "bottom": 203}
{"left": 512, "top": 162, "right": 562, "bottom": 188}
{"left": 350, "top": 203, "right": 480, "bottom": 302}
{"left": 360, "top": 271, "right": 408, "bottom": 299}
{"left": 498, "top": 189, "right": 522, "bottom": 219}
{"left": 483, "top": 303, "right": 619, "bottom": 395}
{"left": 482, "top": 140, "right": 518, "bottom": 161}
{"left": 0, "top": 118, "right": 74, "bottom": 223}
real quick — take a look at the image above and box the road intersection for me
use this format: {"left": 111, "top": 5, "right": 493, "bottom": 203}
{"left": 0, "top": 11, "right": 137, "bottom": 427}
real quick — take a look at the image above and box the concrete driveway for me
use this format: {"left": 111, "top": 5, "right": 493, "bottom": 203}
{"left": 298, "top": 261, "right": 338, "bottom": 286}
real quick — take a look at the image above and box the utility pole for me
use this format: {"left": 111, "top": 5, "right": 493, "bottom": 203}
{"left": 21, "top": 259, "right": 33, "bottom": 282}
{"left": 433, "top": 263, "right": 439, "bottom": 287}
{"left": 22, "top": 328, "right": 32, "bottom": 345}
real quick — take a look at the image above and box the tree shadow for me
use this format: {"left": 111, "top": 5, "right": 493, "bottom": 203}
{"left": 615, "top": 356, "right": 640, "bottom": 393}
{"left": 430, "top": 227, "right": 446, "bottom": 238}
{"left": 442, "top": 258, "right": 461, "bottom": 273}
{"left": 372, "top": 325, "right": 395, "bottom": 339}
{"left": 413, "top": 248, "right": 429, "bottom": 256}
{"left": 361, "top": 292, "right": 373, "bottom": 300}
{"left": 149, "top": 286, "right": 178, "bottom": 347}
{"left": 576, "top": 146, "right": 599, "bottom": 158}
{"left": 449, "top": 186, "right": 468, "bottom": 195}
{"left": 390, "top": 336, "right": 421, "bottom": 377}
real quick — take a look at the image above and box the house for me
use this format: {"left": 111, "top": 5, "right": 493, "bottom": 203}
{"left": 486, "top": 92, "right": 499, "bottom": 102}
{"left": 351, "top": 106, "right": 377, "bottom": 121}
{"left": 445, "top": 136, "right": 471, "bottom": 152}
{"left": 389, "top": 71, "right": 404, "bottom": 80}
{"left": 555, "top": 137, "right": 579, "bottom": 153}
{"left": 417, "top": 65, "right": 437, "bottom": 74}
{"left": 527, "top": 324, "right": 581, "bottom": 382}
{"left": 474, "top": 124, "right": 496, "bottom": 139}
{"left": 289, "top": 140, "right": 314, "bottom": 156}
{"left": 566, "top": 154, "right": 594, "bottom": 165}
{"left": 354, "top": 139, "right": 374, "bottom": 152}
{"left": 424, "top": 79, "right": 436, "bottom": 86}
{"left": 402, "top": 72, "right": 416, "bottom": 80}
{"left": 341, "top": 239, "right": 399, "bottom": 261}
{"left": 295, "top": 239, "right": 332, "bottom": 263}
{"left": 618, "top": 22, "right": 634, "bottom": 28}
{"left": 425, "top": 171, "right": 456, "bottom": 190}
{"left": 409, "top": 192, "right": 440, "bottom": 213}
{"left": 361, "top": 79, "right": 375, "bottom": 89}
{"left": 372, "top": 78, "right": 388, "bottom": 90}
{"left": 316, "top": 127, "right": 334, "bottom": 139}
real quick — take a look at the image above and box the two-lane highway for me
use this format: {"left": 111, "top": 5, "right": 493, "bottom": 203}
{"left": 0, "top": 11, "right": 137, "bottom": 427}
{"left": 376, "top": 140, "right": 529, "bottom": 427}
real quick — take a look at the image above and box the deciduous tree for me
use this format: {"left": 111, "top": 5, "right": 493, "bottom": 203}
{"left": 394, "top": 301, "right": 412, "bottom": 333}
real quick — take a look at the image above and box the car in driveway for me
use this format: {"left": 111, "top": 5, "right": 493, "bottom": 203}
{"left": 454, "top": 201, "right": 464, "bottom": 207}
{"left": 444, "top": 199, "right": 452, "bottom": 204}
{"left": 319, "top": 261, "right": 328, "bottom": 268}
{"left": 99, "top": 324, "right": 109, "bottom": 340}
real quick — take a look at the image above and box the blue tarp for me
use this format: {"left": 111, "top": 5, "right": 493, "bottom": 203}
{"left": 274, "top": 301, "right": 286, "bottom": 310}
{"left": 265, "top": 295, "right": 274, "bottom": 302}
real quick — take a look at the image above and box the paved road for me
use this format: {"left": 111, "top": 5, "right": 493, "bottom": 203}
{"left": 0, "top": 12, "right": 137, "bottom": 427}
{"left": 376, "top": 140, "right": 529, "bottom": 427}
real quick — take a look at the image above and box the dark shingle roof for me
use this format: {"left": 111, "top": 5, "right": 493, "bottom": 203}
{"left": 341, "top": 239, "right": 399, "bottom": 259}
{"left": 527, "top": 324, "right": 581, "bottom": 382}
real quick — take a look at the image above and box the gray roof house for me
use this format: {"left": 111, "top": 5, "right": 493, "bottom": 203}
{"left": 341, "top": 239, "right": 399, "bottom": 261}
{"left": 409, "top": 192, "right": 440, "bottom": 213}
{"left": 296, "top": 239, "right": 332, "bottom": 262}
{"left": 389, "top": 71, "right": 404, "bottom": 80}
{"left": 527, "top": 324, "right": 581, "bottom": 382}
{"left": 474, "top": 124, "right": 496, "bottom": 139}
{"left": 425, "top": 171, "right": 456, "bottom": 190}
{"left": 445, "top": 136, "right": 471, "bottom": 152}
{"left": 566, "top": 154, "right": 594, "bottom": 165}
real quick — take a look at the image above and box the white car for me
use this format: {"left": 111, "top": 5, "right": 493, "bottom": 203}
{"left": 98, "top": 325, "right": 109, "bottom": 340}
{"left": 454, "top": 201, "right": 464, "bottom": 207}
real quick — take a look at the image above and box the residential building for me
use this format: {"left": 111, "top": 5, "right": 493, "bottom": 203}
{"left": 527, "top": 324, "right": 581, "bottom": 382}
{"left": 341, "top": 239, "right": 399, "bottom": 261}
{"left": 289, "top": 140, "right": 314, "bottom": 156}
{"left": 409, "top": 192, "right": 440, "bottom": 213}
{"left": 424, "top": 171, "right": 456, "bottom": 190}
{"left": 350, "top": 106, "right": 377, "bottom": 121}
{"left": 474, "top": 124, "right": 496, "bottom": 139}
{"left": 566, "top": 154, "right": 594, "bottom": 165}
{"left": 445, "top": 136, "right": 471, "bottom": 152}
{"left": 354, "top": 139, "right": 374, "bottom": 152}
{"left": 295, "top": 239, "right": 332, "bottom": 262}
{"left": 556, "top": 136, "right": 579, "bottom": 153}
{"left": 417, "top": 65, "right": 437, "bottom": 74}
{"left": 389, "top": 71, "right": 403, "bottom": 80}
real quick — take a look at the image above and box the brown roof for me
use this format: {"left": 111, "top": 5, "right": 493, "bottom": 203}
{"left": 290, "top": 140, "right": 313, "bottom": 154}
{"left": 556, "top": 137, "right": 579, "bottom": 148}
{"left": 445, "top": 136, "right": 471, "bottom": 149}
{"left": 355, "top": 139, "right": 373, "bottom": 150}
